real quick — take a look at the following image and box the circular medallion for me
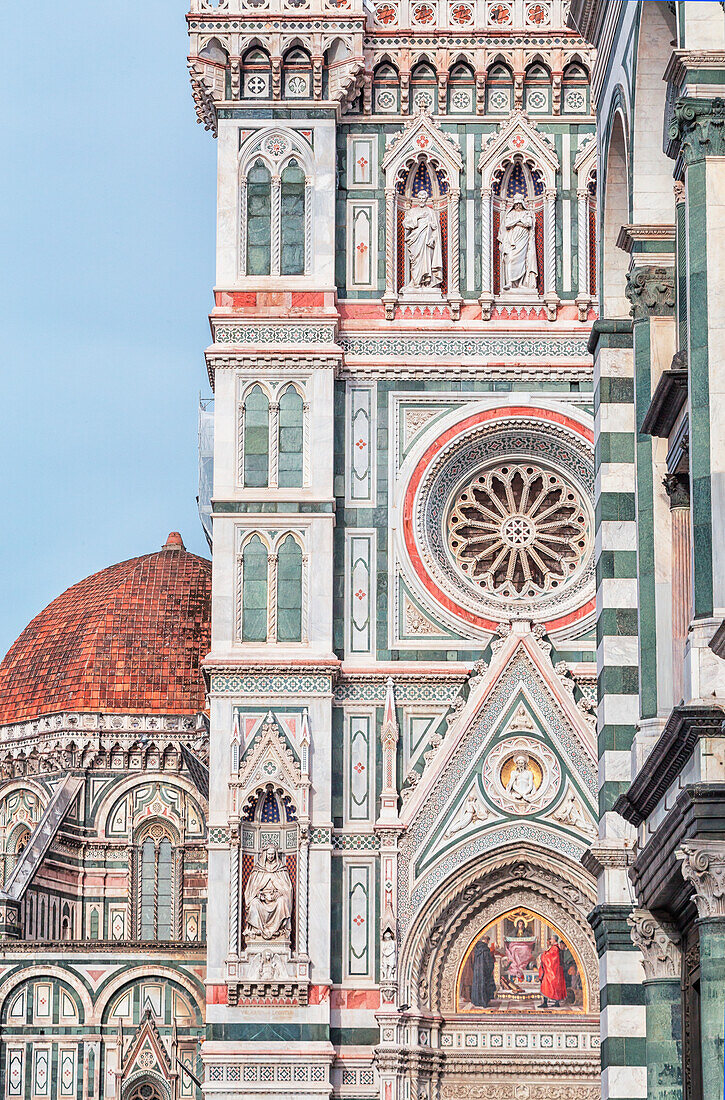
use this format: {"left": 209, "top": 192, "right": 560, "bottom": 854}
{"left": 483, "top": 735, "right": 560, "bottom": 815}
{"left": 400, "top": 405, "right": 595, "bottom": 636}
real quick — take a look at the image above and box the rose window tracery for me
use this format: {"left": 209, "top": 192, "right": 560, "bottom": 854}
{"left": 447, "top": 463, "right": 589, "bottom": 599}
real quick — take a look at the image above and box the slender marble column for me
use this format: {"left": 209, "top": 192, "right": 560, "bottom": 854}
{"left": 629, "top": 909, "right": 683, "bottom": 1100}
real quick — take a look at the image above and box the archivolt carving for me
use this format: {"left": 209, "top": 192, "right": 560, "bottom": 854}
{"left": 400, "top": 845, "right": 596, "bottom": 1015}
{"left": 440, "top": 1085, "right": 598, "bottom": 1100}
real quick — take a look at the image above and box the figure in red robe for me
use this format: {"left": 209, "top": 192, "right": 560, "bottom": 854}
{"left": 538, "top": 937, "right": 567, "bottom": 1007}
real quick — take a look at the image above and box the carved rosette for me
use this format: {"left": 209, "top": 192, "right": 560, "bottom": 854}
{"left": 677, "top": 841, "right": 725, "bottom": 919}
{"left": 628, "top": 908, "right": 681, "bottom": 981}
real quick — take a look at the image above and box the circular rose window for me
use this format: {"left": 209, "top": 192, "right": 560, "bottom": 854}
{"left": 400, "top": 406, "right": 595, "bottom": 636}
{"left": 447, "top": 463, "right": 589, "bottom": 600}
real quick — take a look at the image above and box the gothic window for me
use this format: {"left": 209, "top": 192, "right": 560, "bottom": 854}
{"left": 410, "top": 61, "right": 437, "bottom": 113}
{"left": 486, "top": 62, "right": 513, "bottom": 115}
{"left": 562, "top": 61, "right": 589, "bottom": 115}
{"left": 276, "top": 535, "right": 303, "bottom": 642}
{"left": 238, "top": 531, "right": 306, "bottom": 644}
{"left": 280, "top": 161, "right": 306, "bottom": 276}
{"left": 242, "top": 47, "right": 271, "bottom": 99}
{"left": 137, "top": 828, "right": 178, "bottom": 941}
{"left": 243, "top": 384, "right": 270, "bottom": 487}
{"left": 246, "top": 160, "right": 272, "bottom": 275}
{"left": 242, "top": 535, "right": 269, "bottom": 642}
{"left": 126, "top": 1081, "right": 166, "bottom": 1100}
{"left": 283, "top": 47, "right": 312, "bottom": 99}
{"left": 524, "top": 61, "right": 551, "bottom": 114}
{"left": 373, "top": 61, "right": 399, "bottom": 113}
{"left": 448, "top": 62, "right": 475, "bottom": 114}
{"left": 277, "top": 384, "right": 304, "bottom": 487}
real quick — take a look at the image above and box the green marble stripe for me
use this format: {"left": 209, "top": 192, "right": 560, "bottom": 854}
{"left": 686, "top": 158, "right": 714, "bottom": 618}
{"left": 206, "top": 1023, "right": 330, "bottom": 1041}
{"left": 596, "top": 549, "right": 637, "bottom": 581}
{"left": 633, "top": 318, "right": 657, "bottom": 718}
{"left": 644, "top": 978, "right": 683, "bottom": 1100}
{"left": 598, "top": 724, "right": 639, "bottom": 752}
{"left": 601, "top": 1035, "right": 647, "bottom": 1066}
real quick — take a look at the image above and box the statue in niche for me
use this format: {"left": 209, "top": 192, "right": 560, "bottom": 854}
{"left": 380, "top": 929, "right": 397, "bottom": 981}
{"left": 499, "top": 194, "right": 538, "bottom": 291}
{"left": 505, "top": 754, "right": 538, "bottom": 802}
{"left": 403, "top": 190, "right": 443, "bottom": 291}
{"left": 244, "top": 844, "right": 293, "bottom": 941}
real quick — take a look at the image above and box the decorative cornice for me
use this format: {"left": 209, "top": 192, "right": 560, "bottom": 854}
{"left": 616, "top": 224, "right": 676, "bottom": 254}
{"left": 670, "top": 97, "right": 725, "bottom": 164}
{"left": 627, "top": 908, "right": 681, "bottom": 980}
{"left": 641, "top": 357, "right": 688, "bottom": 439}
{"left": 677, "top": 840, "right": 725, "bottom": 919}
{"left": 625, "top": 265, "right": 676, "bottom": 319}
{"left": 614, "top": 706, "right": 725, "bottom": 826}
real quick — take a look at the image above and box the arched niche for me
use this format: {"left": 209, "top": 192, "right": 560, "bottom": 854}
{"left": 632, "top": 0, "right": 676, "bottom": 225}
{"left": 601, "top": 106, "right": 631, "bottom": 319}
{"left": 381, "top": 109, "right": 463, "bottom": 319}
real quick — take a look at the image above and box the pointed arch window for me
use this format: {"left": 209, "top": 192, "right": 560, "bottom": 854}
{"left": 243, "top": 384, "right": 270, "bottom": 487}
{"left": 242, "top": 47, "right": 272, "bottom": 99}
{"left": 137, "top": 828, "right": 178, "bottom": 942}
{"left": 562, "top": 62, "right": 589, "bottom": 115}
{"left": 281, "top": 161, "right": 306, "bottom": 276}
{"left": 283, "top": 47, "right": 312, "bottom": 99}
{"left": 247, "top": 160, "right": 272, "bottom": 275}
{"left": 242, "top": 535, "right": 269, "bottom": 642}
{"left": 410, "top": 61, "right": 437, "bottom": 113}
{"left": 373, "top": 62, "right": 399, "bottom": 113}
{"left": 277, "top": 535, "right": 303, "bottom": 642}
{"left": 277, "top": 385, "right": 304, "bottom": 487}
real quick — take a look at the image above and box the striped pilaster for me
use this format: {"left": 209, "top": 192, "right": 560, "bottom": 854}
{"left": 592, "top": 320, "right": 638, "bottom": 820}
{"left": 590, "top": 319, "right": 646, "bottom": 1100}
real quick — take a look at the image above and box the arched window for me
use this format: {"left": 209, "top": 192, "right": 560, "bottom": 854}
{"left": 410, "top": 61, "right": 437, "bottom": 113}
{"left": 138, "top": 830, "right": 176, "bottom": 941}
{"left": 242, "top": 536, "right": 269, "bottom": 642}
{"left": 281, "top": 161, "right": 306, "bottom": 276}
{"left": 562, "top": 62, "right": 589, "bottom": 114}
{"left": 243, "top": 384, "right": 270, "bottom": 487}
{"left": 243, "top": 47, "right": 272, "bottom": 99}
{"left": 276, "top": 535, "right": 303, "bottom": 643}
{"left": 284, "top": 47, "right": 312, "bottom": 99}
{"left": 448, "top": 62, "right": 475, "bottom": 114}
{"left": 524, "top": 62, "right": 551, "bottom": 114}
{"left": 486, "top": 62, "right": 513, "bottom": 115}
{"left": 90, "top": 907, "right": 100, "bottom": 939}
{"left": 277, "top": 385, "right": 304, "bottom": 487}
{"left": 246, "top": 160, "right": 272, "bottom": 276}
{"left": 373, "top": 62, "right": 399, "bottom": 113}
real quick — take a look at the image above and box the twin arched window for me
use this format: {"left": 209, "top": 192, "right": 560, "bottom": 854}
{"left": 241, "top": 383, "right": 305, "bottom": 488}
{"left": 243, "top": 156, "right": 308, "bottom": 277}
{"left": 239, "top": 533, "right": 305, "bottom": 644}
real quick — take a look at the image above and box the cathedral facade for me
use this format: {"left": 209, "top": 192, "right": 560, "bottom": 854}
{"left": 1, "top": 1, "right": 725, "bottom": 1099}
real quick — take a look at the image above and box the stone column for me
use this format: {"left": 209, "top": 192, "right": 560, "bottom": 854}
{"left": 664, "top": 472, "right": 692, "bottom": 708}
{"left": 677, "top": 841, "right": 725, "bottom": 1100}
{"left": 383, "top": 187, "right": 397, "bottom": 320}
{"left": 628, "top": 909, "right": 683, "bottom": 1100}
{"left": 543, "top": 188, "right": 557, "bottom": 320}
{"left": 239, "top": 176, "right": 248, "bottom": 276}
{"left": 479, "top": 186, "right": 493, "bottom": 320}
{"left": 575, "top": 186, "right": 590, "bottom": 321}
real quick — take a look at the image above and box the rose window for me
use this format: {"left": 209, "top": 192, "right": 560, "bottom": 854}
{"left": 447, "top": 463, "right": 589, "bottom": 599}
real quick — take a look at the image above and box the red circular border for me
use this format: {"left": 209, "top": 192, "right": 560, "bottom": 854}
{"left": 402, "top": 406, "right": 595, "bottom": 633}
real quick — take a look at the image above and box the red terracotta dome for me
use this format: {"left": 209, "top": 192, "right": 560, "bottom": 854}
{"left": 0, "top": 534, "right": 211, "bottom": 724}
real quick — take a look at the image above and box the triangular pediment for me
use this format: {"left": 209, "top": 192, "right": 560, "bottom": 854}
{"left": 478, "top": 110, "right": 559, "bottom": 189}
{"left": 238, "top": 710, "right": 303, "bottom": 804}
{"left": 121, "top": 1008, "right": 173, "bottom": 1080}
{"left": 398, "top": 626, "right": 598, "bottom": 908}
{"left": 382, "top": 106, "right": 463, "bottom": 180}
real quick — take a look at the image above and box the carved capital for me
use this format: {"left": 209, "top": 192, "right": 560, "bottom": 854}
{"left": 628, "top": 908, "right": 681, "bottom": 980}
{"left": 677, "top": 841, "right": 725, "bottom": 918}
{"left": 663, "top": 471, "right": 690, "bottom": 509}
{"left": 671, "top": 97, "right": 725, "bottom": 163}
{"left": 625, "top": 265, "right": 675, "bottom": 319}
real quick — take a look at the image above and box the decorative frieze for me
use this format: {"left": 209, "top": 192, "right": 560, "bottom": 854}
{"left": 339, "top": 333, "right": 590, "bottom": 360}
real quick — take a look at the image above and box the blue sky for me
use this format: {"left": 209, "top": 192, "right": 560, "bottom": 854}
{"left": 1, "top": 3, "right": 216, "bottom": 656}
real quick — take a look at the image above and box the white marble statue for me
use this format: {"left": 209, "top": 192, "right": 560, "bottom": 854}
{"left": 244, "top": 844, "right": 293, "bottom": 941}
{"left": 553, "top": 789, "right": 596, "bottom": 836}
{"left": 380, "top": 929, "right": 397, "bottom": 981}
{"left": 403, "top": 190, "right": 443, "bottom": 290}
{"left": 505, "top": 754, "right": 538, "bottom": 802}
{"left": 445, "top": 791, "right": 489, "bottom": 836}
{"left": 499, "top": 195, "right": 538, "bottom": 291}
